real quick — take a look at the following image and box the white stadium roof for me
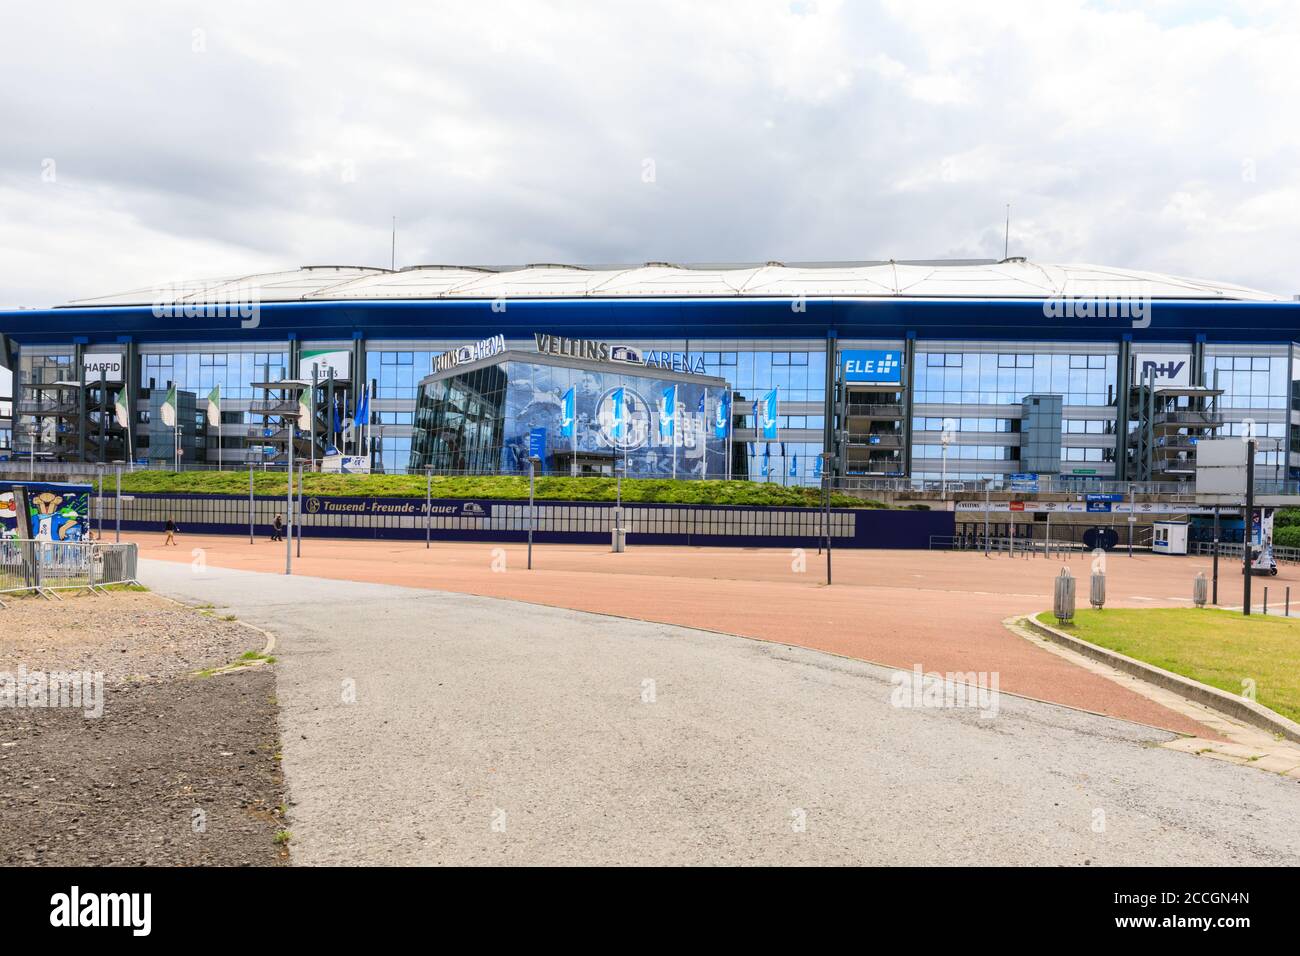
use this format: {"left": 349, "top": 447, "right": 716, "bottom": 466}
{"left": 62, "top": 258, "right": 1284, "bottom": 307}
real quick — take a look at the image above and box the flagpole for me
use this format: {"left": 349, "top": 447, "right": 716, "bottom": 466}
{"left": 725, "top": 390, "right": 733, "bottom": 482}
{"left": 310, "top": 365, "right": 318, "bottom": 473}
{"left": 671, "top": 384, "right": 678, "bottom": 481}
{"left": 215, "top": 384, "right": 222, "bottom": 472}
{"left": 702, "top": 385, "right": 708, "bottom": 479}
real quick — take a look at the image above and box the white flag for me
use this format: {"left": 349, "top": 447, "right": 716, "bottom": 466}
{"left": 160, "top": 384, "right": 177, "bottom": 427}
{"left": 206, "top": 385, "right": 221, "bottom": 427}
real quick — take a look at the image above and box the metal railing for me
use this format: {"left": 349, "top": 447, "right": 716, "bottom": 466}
{"left": 1157, "top": 410, "right": 1224, "bottom": 426}
{"left": 842, "top": 474, "right": 1300, "bottom": 497}
{"left": 0, "top": 541, "right": 139, "bottom": 603}
{"left": 929, "top": 534, "right": 1088, "bottom": 557}
{"left": 846, "top": 403, "right": 904, "bottom": 418}
{"left": 844, "top": 433, "right": 904, "bottom": 448}
{"left": 1189, "top": 541, "right": 1300, "bottom": 564}
{"left": 4, "top": 459, "right": 1300, "bottom": 498}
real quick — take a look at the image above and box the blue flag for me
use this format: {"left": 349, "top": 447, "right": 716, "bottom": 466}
{"left": 758, "top": 388, "right": 779, "bottom": 441}
{"left": 333, "top": 396, "right": 342, "bottom": 436}
{"left": 560, "top": 387, "right": 576, "bottom": 438}
{"left": 789, "top": 454, "right": 798, "bottom": 478}
{"left": 354, "top": 384, "right": 369, "bottom": 428}
{"left": 762, "top": 444, "right": 770, "bottom": 477}
{"left": 610, "top": 387, "right": 626, "bottom": 440}
{"left": 814, "top": 455, "right": 823, "bottom": 479}
{"left": 659, "top": 385, "right": 676, "bottom": 441}
{"left": 714, "top": 392, "right": 729, "bottom": 439}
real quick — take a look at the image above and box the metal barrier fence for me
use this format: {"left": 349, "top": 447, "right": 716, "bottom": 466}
{"left": 1189, "top": 541, "right": 1300, "bottom": 564}
{"left": 81, "top": 491, "right": 956, "bottom": 549}
{"left": 929, "top": 534, "right": 1088, "bottom": 557}
{"left": 0, "top": 541, "right": 139, "bottom": 603}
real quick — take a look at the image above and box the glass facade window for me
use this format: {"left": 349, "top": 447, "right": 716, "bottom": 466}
{"left": 140, "top": 350, "right": 286, "bottom": 400}
{"left": 744, "top": 441, "right": 824, "bottom": 482}
{"left": 913, "top": 417, "right": 1015, "bottom": 433}
{"left": 914, "top": 351, "right": 1116, "bottom": 405}
{"left": 1205, "top": 353, "right": 1287, "bottom": 409}
{"left": 365, "top": 350, "right": 441, "bottom": 399}
{"left": 18, "top": 351, "right": 72, "bottom": 386}
{"left": 703, "top": 349, "right": 825, "bottom": 404}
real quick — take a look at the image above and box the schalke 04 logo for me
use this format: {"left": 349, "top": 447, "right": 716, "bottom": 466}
{"left": 595, "top": 387, "right": 651, "bottom": 450}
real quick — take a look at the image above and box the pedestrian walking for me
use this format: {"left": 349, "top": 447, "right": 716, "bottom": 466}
{"left": 164, "top": 517, "right": 178, "bottom": 547}
{"left": 271, "top": 513, "right": 284, "bottom": 542}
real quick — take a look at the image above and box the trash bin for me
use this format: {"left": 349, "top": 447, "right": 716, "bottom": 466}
{"left": 611, "top": 528, "right": 626, "bottom": 553}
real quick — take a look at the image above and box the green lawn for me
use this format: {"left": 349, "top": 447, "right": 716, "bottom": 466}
{"left": 1037, "top": 608, "right": 1300, "bottom": 724}
{"left": 109, "top": 470, "right": 886, "bottom": 509}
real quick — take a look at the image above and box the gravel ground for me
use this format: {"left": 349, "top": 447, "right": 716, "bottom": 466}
{"left": 0, "top": 591, "right": 287, "bottom": 866}
{"left": 0, "top": 590, "right": 262, "bottom": 684}
{"left": 142, "top": 560, "right": 1300, "bottom": 867}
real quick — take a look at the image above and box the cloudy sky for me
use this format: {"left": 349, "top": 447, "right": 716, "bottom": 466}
{"left": 1, "top": 0, "right": 1299, "bottom": 308}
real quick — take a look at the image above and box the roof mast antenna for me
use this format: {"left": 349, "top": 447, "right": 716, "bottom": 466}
{"left": 1003, "top": 204, "right": 1010, "bottom": 260}
{"left": 391, "top": 217, "right": 397, "bottom": 271}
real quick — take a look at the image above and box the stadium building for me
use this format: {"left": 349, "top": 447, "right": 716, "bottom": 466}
{"left": 1, "top": 258, "right": 1298, "bottom": 488}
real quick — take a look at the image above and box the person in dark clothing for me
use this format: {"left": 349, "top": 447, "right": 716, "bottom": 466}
{"left": 271, "top": 514, "right": 284, "bottom": 542}
{"left": 164, "top": 517, "right": 177, "bottom": 547}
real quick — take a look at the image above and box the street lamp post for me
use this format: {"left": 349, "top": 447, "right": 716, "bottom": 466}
{"left": 939, "top": 420, "right": 955, "bottom": 500}
{"left": 1244, "top": 438, "right": 1256, "bottom": 615}
{"left": 821, "top": 451, "right": 834, "bottom": 585}
{"left": 285, "top": 408, "right": 294, "bottom": 576}
{"left": 527, "top": 455, "right": 541, "bottom": 570}
{"left": 1127, "top": 483, "right": 1135, "bottom": 558}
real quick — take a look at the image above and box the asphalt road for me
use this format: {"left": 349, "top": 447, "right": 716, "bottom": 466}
{"left": 140, "top": 559, "right": 1300, "bottom": 866}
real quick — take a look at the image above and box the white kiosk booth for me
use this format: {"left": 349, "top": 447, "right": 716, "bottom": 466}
{"left": 1152, "top": 520, "right": 1189, "bottom": 556}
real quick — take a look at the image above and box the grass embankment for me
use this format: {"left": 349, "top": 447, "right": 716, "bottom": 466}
{"left": 114, "top": 471, "right": 886, "bottom": 509}
{"left": 1036, "top": 608, "right": 1300, "bottom": 723}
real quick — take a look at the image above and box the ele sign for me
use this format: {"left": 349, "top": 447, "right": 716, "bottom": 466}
{"left": 841, "top": 349, "right": 903, "bottom": 385}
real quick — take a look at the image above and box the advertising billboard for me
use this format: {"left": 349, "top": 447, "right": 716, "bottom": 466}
{"left": 841, "top": 349, "right": 903, "bottom": 385}
{"left": 1132, "top": 352, "right": 1192, "bottom": 388}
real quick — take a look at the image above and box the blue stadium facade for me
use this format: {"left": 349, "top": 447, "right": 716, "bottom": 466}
{"left": 1, "top": 259, "right": 1298, "bottom": 486}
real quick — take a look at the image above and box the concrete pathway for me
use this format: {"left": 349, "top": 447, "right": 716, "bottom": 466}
{"left": 140, "top": 559, "right": 1300, "bottom": 866}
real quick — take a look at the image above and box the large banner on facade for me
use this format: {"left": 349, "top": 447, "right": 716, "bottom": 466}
{"left": 497, "top": 363, "right": 728, "bottom": 479}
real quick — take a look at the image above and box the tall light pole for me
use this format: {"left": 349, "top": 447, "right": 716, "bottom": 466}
{"left": 940, "top": 419, "right": 955, "bottom": 499}
{"left": 285, "top": 402, "right": 294, "bottom": 576}
{"left": 527, "top": 455, "right": 541, "bottom": 570}
{"left": 821, "top": 451, "right": 834, "bottom": 585}
{"left": 1244, "top": 438, "right": 1256, "bottom": 615}
{"left": 1127, "top": 482, "right": 1135, "bottom": 558}
{"left": 983, "top": 478, "right": 991, "bottom": 556}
